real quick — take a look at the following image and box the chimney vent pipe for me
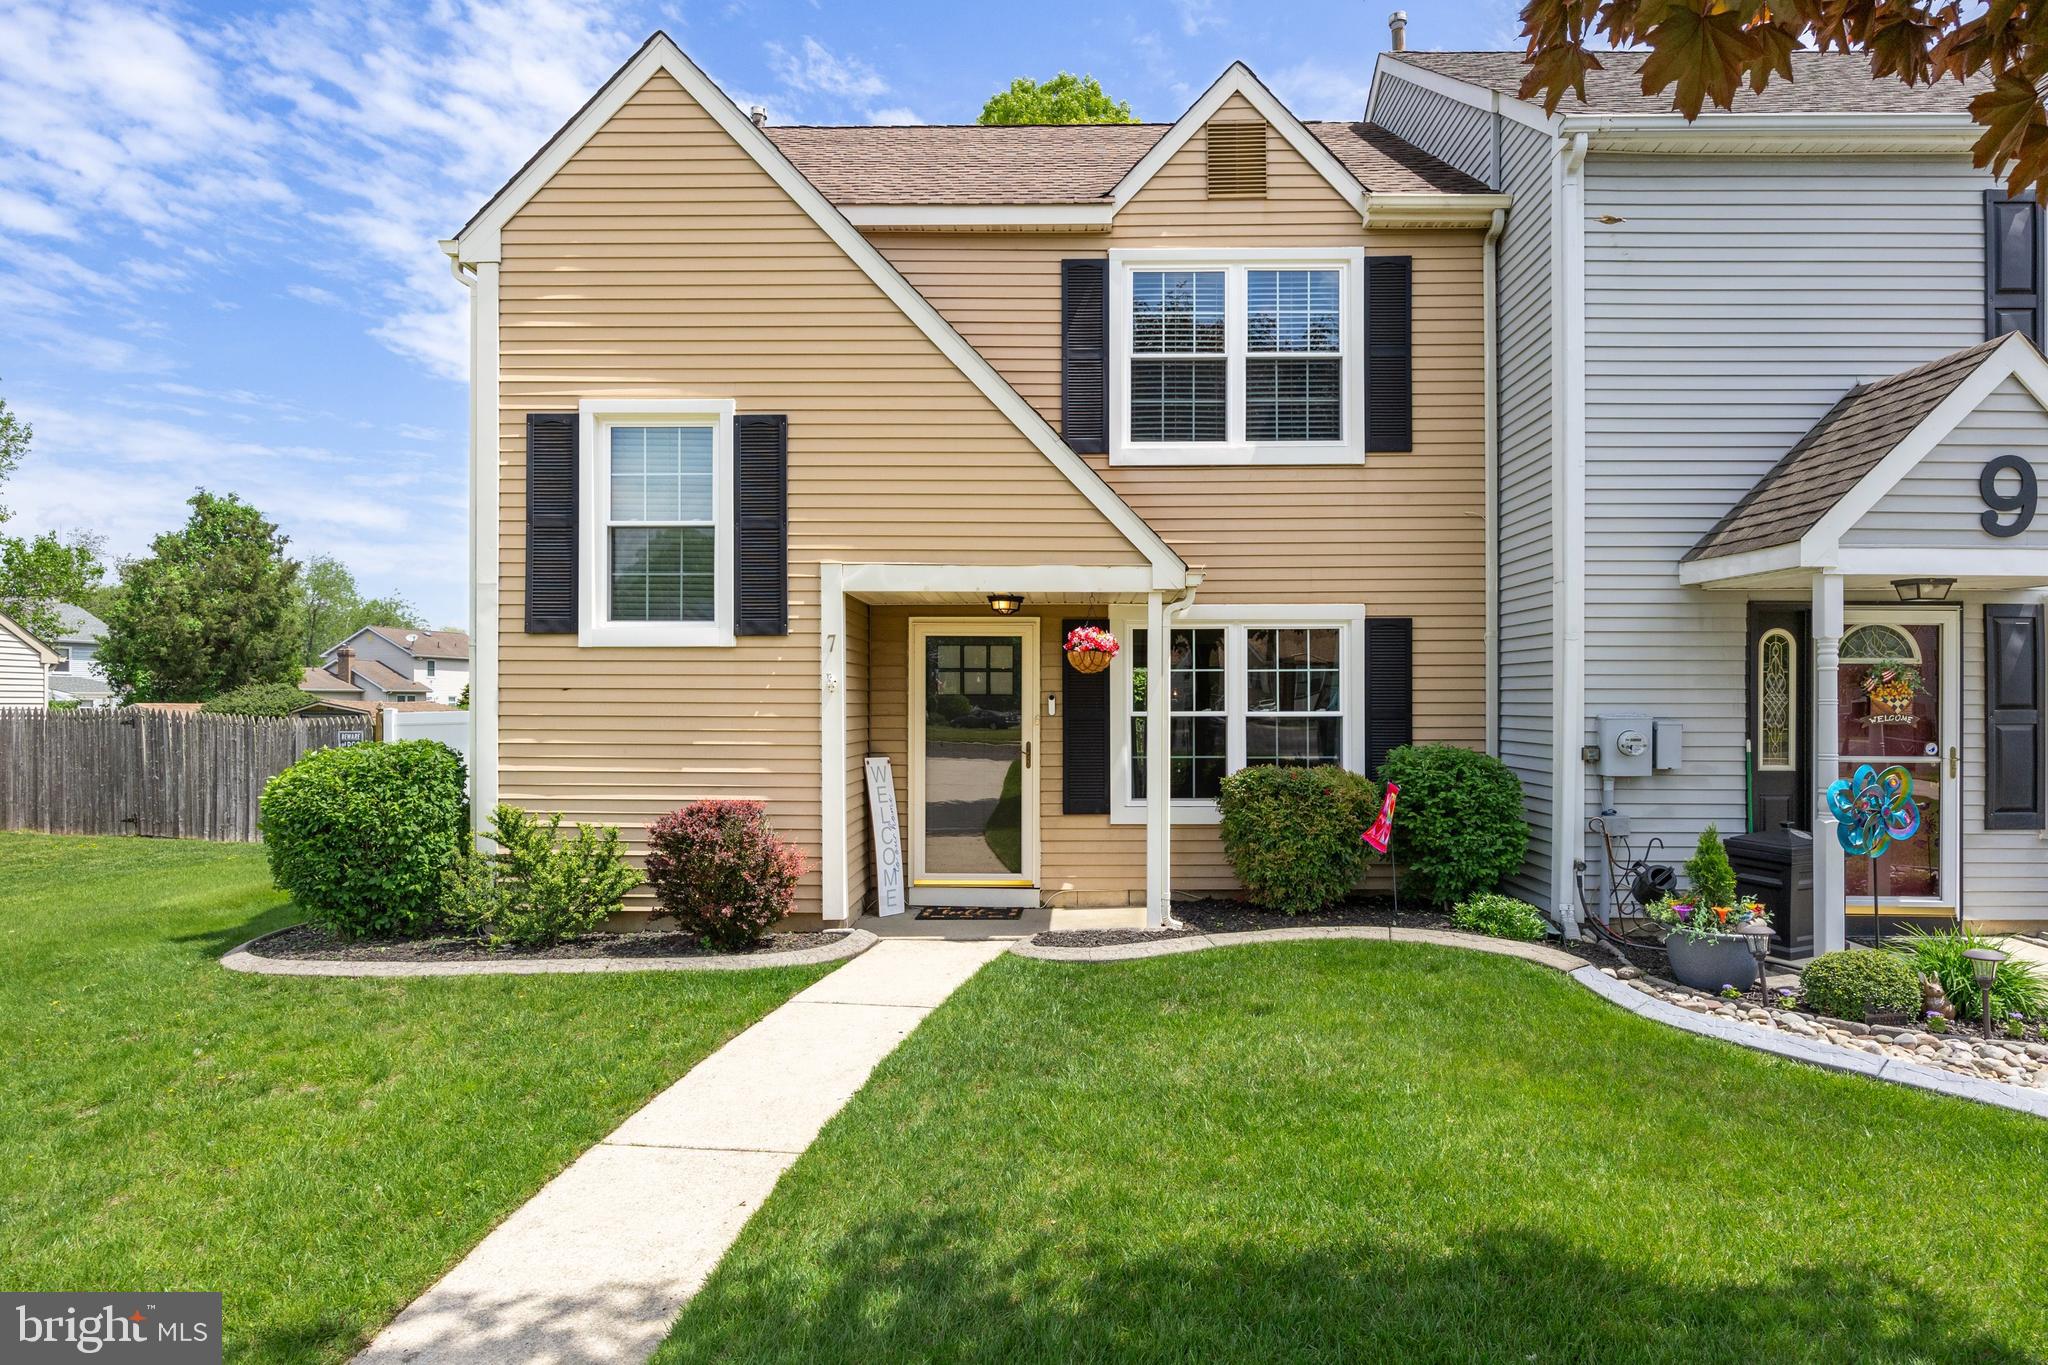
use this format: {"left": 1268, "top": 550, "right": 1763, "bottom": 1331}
{"left": 1389, "top": 10, "right": 1407, "bottom": 51}
{"left": 750, "top": 105, "right": 767, "bottom": 126}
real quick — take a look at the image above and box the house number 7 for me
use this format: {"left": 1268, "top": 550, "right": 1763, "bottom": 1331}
{"left": 1980, "top": 454, "right": 2038, "bottom": 538}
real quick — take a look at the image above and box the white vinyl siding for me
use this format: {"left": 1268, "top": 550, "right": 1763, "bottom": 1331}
{"left": 1846, "top": 377, "right": 2048, "bottom": 550}
{"left": 1580, "top": 155, "right": 1996, "bottom": 892}
{"left": 0, "top": 631, "right": 49, "bottom": 706}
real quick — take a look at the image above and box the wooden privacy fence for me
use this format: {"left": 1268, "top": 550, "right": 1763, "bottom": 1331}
{"left": 0, "top": 708, "right": 367, "bottom": 841}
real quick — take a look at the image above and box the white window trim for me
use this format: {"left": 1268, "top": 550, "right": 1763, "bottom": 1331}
{"left": 1108, "top": 603, "right": 1367, "bottom": 824}
{"left": 52, "top": 646, "right": 71, "bottom": 674}
{"left": 1109, "top": 247, "right": 1365, "bottom": 468}
{"left": 577, "top": 398, "right": 736, "bottom": 648}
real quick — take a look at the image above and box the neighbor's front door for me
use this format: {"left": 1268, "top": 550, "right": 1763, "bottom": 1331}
{"left": 1836, "top": 607, "right": 1962, "bottom": 913}
{"left": 908, "top": 618, "right": 1039, "bottom": 906}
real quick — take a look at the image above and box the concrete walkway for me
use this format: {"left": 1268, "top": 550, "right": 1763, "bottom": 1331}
{"left": 354, "top": 938, "right": 1008, "bottom": 1365}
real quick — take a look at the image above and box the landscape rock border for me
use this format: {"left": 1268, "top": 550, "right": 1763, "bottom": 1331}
{"left": 1012, "top": 926, "right": 2048, "bottom": 1120}
{"left": 221, "top": 927, "right": 877, "bottom": 977}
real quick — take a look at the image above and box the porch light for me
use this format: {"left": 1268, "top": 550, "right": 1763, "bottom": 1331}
{"left": 1964, "top": 946, "right": 2007, "bottom": 1038}
{"left": 1890, "top": 577, "right": 1955, "bottom": 603}
{"left": 987, "top": 593, "right": 1025, "bottom": 617}
{"left": 1739, "top": 918, "right": 1773, "bottom": 1004}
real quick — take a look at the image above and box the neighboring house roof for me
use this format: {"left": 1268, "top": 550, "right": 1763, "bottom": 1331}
{"left": 48, "top": 603, "right": 107, "bottom": 645}
{"left": 1387, "top": 50, "right": 1987, "bottom": 116}
{"left": 447, "top": 30, "right": 1188, "bottom": 587}
{"left": 763, "top": 117, "right": 1485, "bottom": 203}
{"left": 301, "top": 666, "right": 363, "bottom": 697}
{"left": 49, "top": 673, "right": 114, "bottom": 700}
{"left": 357, "top": 626, "right": 469, "bottom": 660}
{"left": 299, "top": 697, "right": 459, "bottom": 716}
{"left": 350, "top": 659, "right": 427, "bottom": 695}
{"left": 1686, "top": 335, "right": 2012, "bottom": 564}
{"left": 0, "top": 610, "right": 60, "bottom": 666}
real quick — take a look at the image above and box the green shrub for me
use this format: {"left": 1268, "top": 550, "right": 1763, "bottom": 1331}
{"left": 644, "top": 801, "right": 805, "bottom": 950}
{"left": 1889, "top": 926, "right": 2047, "bottom": 1023}
{"left": 1451, "top": 893, "right": 1549, "bottom": 941}
{"left": 1800, "top": 949, "right": 1923, "bottom": 1022}
{"left": 202, "top": 682, "right": 325, "bottom": 716}
{"left": 1217, "top": 765, "right": 1379, "bottom": 915}
{"left": 259, "top": 740, "right": 469, "bottom": 937}
{"left": 1684, "top": 824, "right": 1739, "bottom": 909}
{"left": 1377, "top": 745, "right": 1527, "bottom": 906}
{"left": 442, "top": 804, "right": 641, "bottom": 948}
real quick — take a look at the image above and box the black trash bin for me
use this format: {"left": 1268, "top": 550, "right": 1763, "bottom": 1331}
{"left": 1727, "top": 825, "right": 1815, "bottom": 959}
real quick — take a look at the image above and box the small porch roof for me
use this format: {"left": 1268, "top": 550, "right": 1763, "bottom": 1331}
{"left": 1681, "top": 333, "right": 2048, "bottom": 589}
{"left": 834, "top": 563, "right": 1194, "bottom": 606}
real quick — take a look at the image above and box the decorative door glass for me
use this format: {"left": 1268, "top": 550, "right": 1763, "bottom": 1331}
{"left": 1757, "top": 628, "right": 1796, "bottom": 771}
{"left": 1838, "top": 619, "right": 1942, "bottom": 900}
{"left": 922, "top": 635, "right": 1025, "bottom": 878}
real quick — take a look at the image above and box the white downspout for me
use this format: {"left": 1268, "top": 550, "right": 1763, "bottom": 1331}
{"left": 440, "top": 237, "right": 500, "bottom": 840}
{"left": 1550, "top": 132, "right": 1590, "bottom": 936}
{"left": 1482, "top": 206, "right": 1506, "bottom": 758}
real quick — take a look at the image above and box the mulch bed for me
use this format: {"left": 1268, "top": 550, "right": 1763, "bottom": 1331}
{"left": 244, "top": 924, "right": 850, "bottom": 963}
{"left": 1033, "top": 898, "right": 1682, "bottom": 976}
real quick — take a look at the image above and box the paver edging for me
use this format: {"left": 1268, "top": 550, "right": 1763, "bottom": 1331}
{"left": 1011, "top": 926, "right": 2048, "bottom": 1119}
{"left": 222, "top": 928, "right": 878, "bottom": 978}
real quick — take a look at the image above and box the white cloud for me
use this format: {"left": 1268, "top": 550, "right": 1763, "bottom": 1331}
{"left": 1174, "top": 0, "right": 1224, "bottom": 36}
{"left": 766, "top": 36, "right": 889, "bottom": 99}
{"left": 1269, "top": 60, "right": 1373, "bottom": 120}
{"left": 287, "top": 282, "right": 343, "bottom": 307}
{"left": 866, "top": 106, "right": 923, "bottom": 126}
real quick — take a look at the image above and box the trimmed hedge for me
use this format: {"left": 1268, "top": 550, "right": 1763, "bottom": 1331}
{"left": 441, "top": 804, "right": 641, "bottom": 948}
{"left": 202, "top": 682, "right": 325, "bottom": 717}
{"left": 1378, "top": 745, "right": 1528, "bottom": 907}
{"left": 259, "top": 740, "right": 469, "bottom": 938}
{"left": 1451, "top": 893, "right": 1549, "bottom": 942}
{"left": 1217, "top": 765, "right": 1380, "bottom": 915}
{"left": 1801, "top": 949, "right": 1923, "bottom": 1023}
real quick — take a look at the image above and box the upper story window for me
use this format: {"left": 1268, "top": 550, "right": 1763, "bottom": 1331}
{"left": 578, "top": 399, "right": 736, "bottom": 648}
{"left": 52, "top": 646, "right": 71, "bottom": 674}
{"left": 425, "top": 658, "right": 437, "bottom": 678}
{"left": 1110, "top": 249, "right": 1363, "bottom": 467}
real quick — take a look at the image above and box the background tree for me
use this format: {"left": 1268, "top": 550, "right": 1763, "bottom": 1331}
{"left": 0, "top": 530, "right": 104, "bottom": 643}
{"left": 0, "top": 387, "right": 27, "bottom": 523}
{"left": 1514, "top": 0, "right": 2048, "bottom": 198}
{"left": 979, "top": 73, "right": 1134, "bottom": 125}
{"left": 99, "top": 491, "right": 302, "bottom": 702}
{"left": 296, "top": 554, "right": 423, "bottom": 664}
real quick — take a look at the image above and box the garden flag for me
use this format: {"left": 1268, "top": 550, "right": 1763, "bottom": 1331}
{"left": 1361, "top": 782, "right": 1399, "bottom": 855}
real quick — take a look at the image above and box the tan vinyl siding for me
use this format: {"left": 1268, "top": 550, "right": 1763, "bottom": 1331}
{"left": 495, "top": 71, "right": 1146, "bottom": 913}
{"left": 1115, "top": 93, "right": 1361, "bottom": 244}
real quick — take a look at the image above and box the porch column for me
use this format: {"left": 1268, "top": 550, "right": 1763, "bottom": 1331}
{"left": 818, "top": 563, "right": 848, "bottom": 922}
{"left": 1144, "top": 589, "right": 1172, "bottom": 928}
{"left": 1811, "top": 570, "right": 1846, "bottom": 954}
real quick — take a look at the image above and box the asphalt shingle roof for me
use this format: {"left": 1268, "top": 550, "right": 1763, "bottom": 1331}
{"left": 763, "top": 119, "right": 1489, "bottom": 203}
{"left": 1388, "top": 50, "right": 1986, "bottom": 116}
{"left": 1686, "top": 337, "right": 2009, "bottom": 563}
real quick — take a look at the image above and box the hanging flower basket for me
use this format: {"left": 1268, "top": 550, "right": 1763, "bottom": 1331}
{"left": 1064, "top": 625, "right": 1119, "bottom": 675}
{"left": 1860, "top": 660, "right": 1924, "bottom": 720}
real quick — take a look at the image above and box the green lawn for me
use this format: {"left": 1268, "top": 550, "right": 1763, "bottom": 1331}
{"left": 660, "top": 941, "right": 2048, "bottom": 1364}
{"left": 0, "top": 832, "right": 827, "bottom": 1364}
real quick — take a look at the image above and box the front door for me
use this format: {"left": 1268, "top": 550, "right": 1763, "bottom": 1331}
{"left": 1748, "top": 604, "right": 1810, "bottom": 832}
{"left": 1836, "top": 607, "right": 1962, "bottom": 920}
{"left": 908, "top": 618, "right": 1039, "bottom": 906}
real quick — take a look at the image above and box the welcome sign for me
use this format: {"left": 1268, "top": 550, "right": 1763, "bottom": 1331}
{"left": 864, "top": 756, "right": 906, "bottom": 917}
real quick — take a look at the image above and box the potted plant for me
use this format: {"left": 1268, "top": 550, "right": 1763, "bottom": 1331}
{"left": 1646, "top": 894, "right": 1770, "bottom": 991}
{"left": 1064, "top": 625, "right": 1119, "bottom": 675}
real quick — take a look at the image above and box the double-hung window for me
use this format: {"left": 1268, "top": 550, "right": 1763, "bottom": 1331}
{"left": 578, "top": 399, "right": 736, "bottom": 647}
{"left": 1111, "top": 606, "right": 1365, "bottom": 822}
{"left": 1111, "top": 249, "right": 1363, "bottom": 466}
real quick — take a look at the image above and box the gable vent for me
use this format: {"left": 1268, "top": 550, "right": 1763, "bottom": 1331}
{"left": 1205, "top": 122, "right": 1267, "bottom": 198}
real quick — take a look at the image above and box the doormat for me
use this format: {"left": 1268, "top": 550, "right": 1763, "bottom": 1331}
{"left": 916, "top": 906, "right": 1025, "bottom": 921}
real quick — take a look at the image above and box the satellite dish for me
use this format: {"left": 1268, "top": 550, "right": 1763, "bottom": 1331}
{"left": 405, "top": 633, "right": 418, "bottom": 644}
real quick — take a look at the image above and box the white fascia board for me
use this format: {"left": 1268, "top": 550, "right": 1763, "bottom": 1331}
{"left": 1805, "top": 335, "right": 2044, "bottom": 554}
{"left": 450, "top": 32, "right": 1186, "bottom": 590}
{"left": 841, "top": 204, "right": 1113, "bottom": 229}
{"left": 1834, "top": 547, "right": 2048, "bottom": 581}
{"left": 1362, "top": 192, "right": 1513, "bottom": 230}
{"left": 1108, "top": 61, "right": 1367, "bottom": 214}
{"left": 1372, "top": 56, "right": 1560, "bottom": 135}
{"left": 0, "top": 611, "right": 60, "bottom": 665}
{"left": 1678, "top": 543, "right": 1809, "bottom": 586}
{"left": 1569, "top": 110, "right": 1978, "bottom": 155}
{"left": 838, "top": 563, "right": 1159, "bottom": 598}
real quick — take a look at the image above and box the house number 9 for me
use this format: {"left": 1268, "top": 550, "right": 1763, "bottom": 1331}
{"left": 1980, "top": 454, "right": 2039, "bottom": 538}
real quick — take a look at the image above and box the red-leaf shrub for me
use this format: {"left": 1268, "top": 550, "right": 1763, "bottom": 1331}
{"left": 644, "top": 800, "right": 805, "bottom": 949}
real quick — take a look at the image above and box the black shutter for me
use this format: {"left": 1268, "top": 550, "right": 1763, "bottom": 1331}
{"left": 734, "top": 414, "right": 789, "bottom": 636}
{"left": 1062, "top": 616, "right": 1111, "bottom": 814}
{"left": 1985, "top": 189, "right": 2043, "bottom": 347}
{"left": 1061, "top": 258, "right": 1109, "bottom": 454}
{"left": 1366, "top": 256, "right": 1414, "bottom": 453}
{"left": 1364, "top": 616, "right": 1414, "bottom": 778}
{"left": 524, "top": 412, "right": 578, "bottom": 634}
{"left": 1986, "top": 603, "right": 2045, "bottom": 830}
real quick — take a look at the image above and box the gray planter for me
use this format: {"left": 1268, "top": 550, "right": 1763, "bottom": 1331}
{"left": 1663, "top": 930, "right": 1760, "bottom": 993}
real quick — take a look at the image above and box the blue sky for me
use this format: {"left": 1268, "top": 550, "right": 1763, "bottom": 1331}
{"left": 0, "top": 0, "right": 1519, "bottom": 628}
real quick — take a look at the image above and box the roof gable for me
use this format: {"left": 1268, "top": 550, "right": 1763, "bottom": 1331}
{"left": 448, "top": 32, "right": 1187, "bottom": 586}
{"left": 0, "top": 610, "right": 59, "bottom": 666}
